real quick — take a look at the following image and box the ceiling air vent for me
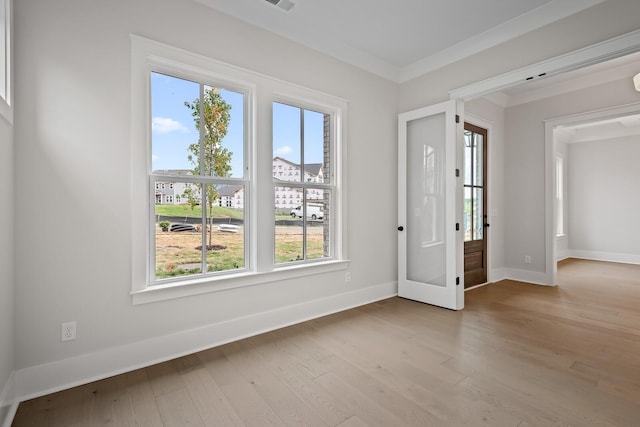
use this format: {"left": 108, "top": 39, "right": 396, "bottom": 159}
{"left": 264, "top": 0, "right": 295, "bottom": 11}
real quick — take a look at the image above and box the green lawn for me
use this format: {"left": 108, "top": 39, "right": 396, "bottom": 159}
{"left": 155, "top": 204, "right": 293, "bottom": 221}
{"left": 155, "top": 204, "right": 243, "bottom": 219}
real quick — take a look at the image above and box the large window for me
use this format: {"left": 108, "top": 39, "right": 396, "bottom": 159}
{"left": 273, "top": 102, "right": 333, "bottom": 264}
{"left": 130, "top": 36, "right": 346, "bottom": 303}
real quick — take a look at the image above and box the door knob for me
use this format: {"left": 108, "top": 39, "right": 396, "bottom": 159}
{"left": 484, "top": 223, "right": 490, "bottom": 228}
{"left": 398, "top": 226, "right": 404, "bottom": 231}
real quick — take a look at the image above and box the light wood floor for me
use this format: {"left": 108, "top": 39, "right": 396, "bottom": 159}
{"left": 12, "top": 259, "right": 640, "bottom": 426}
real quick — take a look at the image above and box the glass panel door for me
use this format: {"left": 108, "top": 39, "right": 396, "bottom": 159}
{"left": 398, "top": 100, "right": 463, "bottom": 310}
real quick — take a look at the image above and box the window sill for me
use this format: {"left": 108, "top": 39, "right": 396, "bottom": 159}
{"left": 132, "top": 259, "right": 350, "bottom": 305}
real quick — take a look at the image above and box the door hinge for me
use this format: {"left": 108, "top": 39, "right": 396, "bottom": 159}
{"left": 455, "top": 114, "right": 460, "bottom": 123}
{"left": 456, "top": 277, "right": 460, "bottom": 286}
{"left": 456, "top": 223, "right": 460, "bottom": 231}
{"left": 455, "top": 168, "right": 460, "bottom": 177}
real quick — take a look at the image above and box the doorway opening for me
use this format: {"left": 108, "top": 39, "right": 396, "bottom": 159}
{"left": 546, "top": 105, "right": 640, "bottom": 284}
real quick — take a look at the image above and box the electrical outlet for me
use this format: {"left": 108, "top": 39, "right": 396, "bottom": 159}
{"left": 524, "top": 255, "right": 532, "bottom": 264}
{"left": 61, "top": 321, "right": 76, "bottom": 342}
{"left": 345, "top": 272, "right": 351, "bottom": 283}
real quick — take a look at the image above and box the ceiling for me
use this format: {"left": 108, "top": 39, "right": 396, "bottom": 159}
{"left": 555, "top": 113, "right": 640, "bottom": 144}
{"left": 194, "top": 0, "right": 606, "bottom": 82}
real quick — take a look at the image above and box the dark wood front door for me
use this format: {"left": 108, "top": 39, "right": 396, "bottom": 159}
{"left": 463, "top": 123, "right": 488, "bottom": 288}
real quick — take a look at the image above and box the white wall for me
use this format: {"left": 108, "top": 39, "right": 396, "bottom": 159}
{"left": 568, "top": 136, "right": 640, "bottom": 263}
{"left": 13, "top": 0, "right": 398, "bottom": 396}
{"left": 0, "top": 113, "right": 14, "bottom": 425}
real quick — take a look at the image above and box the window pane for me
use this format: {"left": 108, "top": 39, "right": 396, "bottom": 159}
{"left": 273, "top": 102, "right": 301, "bottom": 177}
{"left": 473, "top": 187, "right": 483, "bottom": 241}
{"left": 307, "top": 189, "right": 330, "bottom": 260}
{"left": 151, "top": 74, "right": 244, "bottom": 179}
{"left": 275, "top": 208, "right": 303, "bottom": 263}
{"left": 464, "top": 131, "right": 473, "bottom": 186}
{"left": 154, "top": 182, "right": 203, "bottom": 280}
{"left": 274, "top": 191, "right": 330, "bottom": 263}
{"left": 304, "top": 109, "right": 330, "bottom": 184}
{"left": 464, "top": 186, "right": 472, "bottom": 242}
{"left": 200, "top": 86, "right": 244, "bottom": 179}
{"left": 151, "top": 73, "right": 199, "bottom": 173}
{"left": 203, "top": 184, "right": 245, "bottom": 272}
{"left": 153, "top": 182, "right": 245, "bottom": 281}
{"left": 474, "top": 132, "right": 483, "bottom": 186}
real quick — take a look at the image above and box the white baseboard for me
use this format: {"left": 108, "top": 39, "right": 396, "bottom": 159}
{"left": 504, "top": 268, "right": 553, "bottom": 286}
{"left": 568, "top": 250, "right": 640, "bottom": 265}
{"left": 489, "top": 268, "right": 507, "bottom": 283}
{"left": 0, "top": 372, "right": 16, "bottom": 427}
{"left": 14, "top": 281, "right": 397, "bottom": 403}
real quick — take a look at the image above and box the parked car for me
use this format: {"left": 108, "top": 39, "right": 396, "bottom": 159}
{"left": 290, "top": 204, "right": 324, "bottom": 220}
{"left": 170, "top": 223, "right": 196, "bottom": 232}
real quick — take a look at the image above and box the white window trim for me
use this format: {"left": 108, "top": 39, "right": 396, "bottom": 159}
{"left": 0, "top": 93, "right": 10, "bottom": 125}
{"left": 555, "top": 154, "right": 565, "bottom": 238}
{"left": 0, "top": 0, "right": 12, "bottom": 125}
{"left": 130, "top": 35, "right": 348, "bottom": 305}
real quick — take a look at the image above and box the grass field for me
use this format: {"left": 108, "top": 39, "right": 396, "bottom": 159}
{"left": 154, "top": 225, "right": 326, "bottom": 279}
{"left": 155, "top": 204, "right": 293, "bottom": 221}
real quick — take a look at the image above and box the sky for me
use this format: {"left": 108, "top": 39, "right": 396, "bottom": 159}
{"left": 151, "top": 72, "right": 325, "bottom": 178}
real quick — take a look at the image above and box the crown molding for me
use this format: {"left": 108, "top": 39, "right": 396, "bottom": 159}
{"left": 450, "top": 29, "right": 640, "bottom": 101}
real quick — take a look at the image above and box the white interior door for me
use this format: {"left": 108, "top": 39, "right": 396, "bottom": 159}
{"left": 398, "top": 100, "right": 464, "bottom": 310}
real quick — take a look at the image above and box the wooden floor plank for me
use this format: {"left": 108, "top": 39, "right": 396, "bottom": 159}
{"left": 220, "top": 339, "right": 332, "bottom": 427}
{"left": 12, "top": 259, "right": 640, "bottom": 426}
{"left": 180, "top": 366, "right": 244, "bottom": 427}
{"left": 155, "top": 388, "right": 204, "bottom": 427}
{"left": 198, "top": 346, "right": 286, "bottom": 426}
{"left": 313, "top": 371, "right": 408, "bottom": 427}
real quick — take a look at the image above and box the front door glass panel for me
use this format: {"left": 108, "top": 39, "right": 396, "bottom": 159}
{"left": 464, "top": 130, "right": 484, "bottom": 242}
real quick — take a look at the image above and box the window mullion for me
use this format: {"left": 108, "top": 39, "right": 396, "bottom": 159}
{"left": 199, "top": 84, "right": 207, "bottom": 271}
{"left": 300, "top": 108, "right": 307, "bottom": 259}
